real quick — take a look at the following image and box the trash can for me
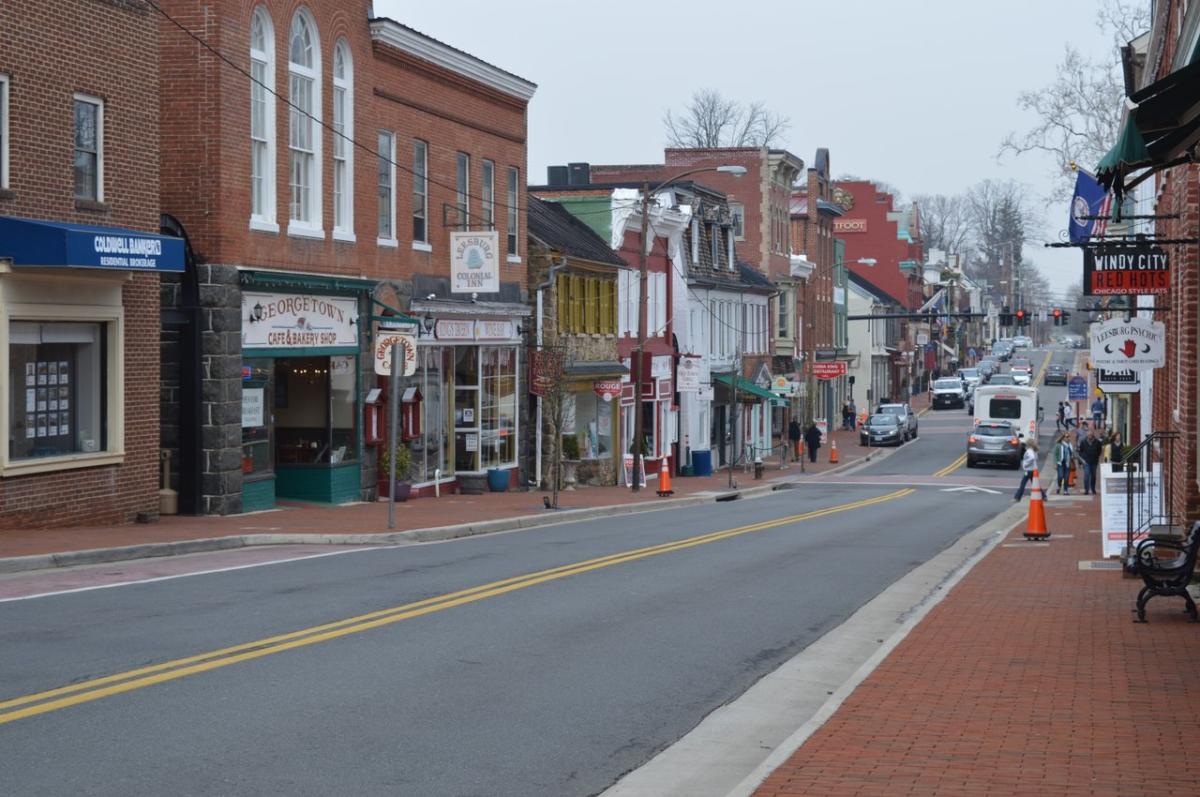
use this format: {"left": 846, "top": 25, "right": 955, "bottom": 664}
{"left": 691, "top": 449, "right": 713, "bottom": 477}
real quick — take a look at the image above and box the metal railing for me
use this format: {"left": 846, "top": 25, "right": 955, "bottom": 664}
{"left": 1122, "top": 431, "right": 1179, "bottom": 570}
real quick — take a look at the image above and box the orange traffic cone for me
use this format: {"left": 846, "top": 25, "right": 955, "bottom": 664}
{"left": 656, "top": 457, "right": 674, "bottom": 497}
{"left": 1024, "top": 469, "right": 1050, "bottom": 540}
{"left": 829, "top": 438, "right": 839, "bottom": 464}
{"left": 1068, "top": 459, "right": 1077, "bottom": 488}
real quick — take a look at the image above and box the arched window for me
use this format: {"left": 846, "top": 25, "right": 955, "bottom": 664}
{"left": 249, "top": 6, "right": 276, "bottom": 230}
{"left": 331, "top": 39, "right": 354, "bottom": 240}
{"left": 287, "top": 9, "right": 322, "bottom": 236}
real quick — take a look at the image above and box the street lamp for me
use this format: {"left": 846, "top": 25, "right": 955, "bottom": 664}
{"left": 631, "top": 164, "right": 746, "bottom": 492}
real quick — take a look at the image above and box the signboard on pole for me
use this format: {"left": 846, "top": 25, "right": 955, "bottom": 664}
{"left": 1097, "top": 368, "right": 1140, "bottom": 393}
{"left": 622, "top": 454, "right": 647, "bottom": 488}
{"left": 450, "top": 230, "right": 500, "bottom": 293}
{"left": 373, "top": 333, "right": 418, "bottom": 377}
{"left": 1067, "top": 375, "right": 1089, "bottom": 401}
{"left": 676, "top": 357, "right": 702, "bottom": 392}
{"left": 1089, "top": 316, "right": 1165, "bottom": 371}
{"left": 1083, "top": 244, "right": 1170, "bottom": 296}
{"left": 1101, "top": 463, "right": 1162, "bottom": 558}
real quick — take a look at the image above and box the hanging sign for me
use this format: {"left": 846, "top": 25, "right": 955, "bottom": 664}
{"left": 1097, "top": 368, "right": 1140, "bottom": 393}
{"left": 1089, "top": 317, "right": 1165, "bottom": 371}
{"left": 241, "top": 292, "right": 359, "bottom": 349}
{"left": 529, "top": 350, "right": 564, "bottom": 397}
{"left": 450, "top": 230, "right": 500, "bottom": 293}
{"left": 811, "top": 361, "right": 847, "bottom": 380}
{"left": 1083, "top": 245, "right": 1170, "bottom": 296}
{"left": 676, "top": 357, "right": 702, "bottom": 393}
{"left": 374, "top": 333, "right": 418, "bottom": 376}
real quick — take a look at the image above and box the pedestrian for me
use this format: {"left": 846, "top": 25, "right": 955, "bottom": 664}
{"left": 804, "top": 422, "right": 822, "bottom": 464}
{"left": 848, "top": 400, "right": 857, "bottom": 428}
{"left": 1014, "top": 440, "right": 1039, "bottom": 502}
{"left": 1078, "top": 428, "right": 1102, "bottom": 496}
{"left": 1108, "top": 430, "right": 1125, "bottom": 468}
{"left": 1052, "top": 433, "right": 1074, "bottom": 495}
{"left": 788, "top": 417, "right": 802, "bottom": 462}
{"left": 1063, "top": 401, "right": 1075, "bottom": 429}
{"left": 840, "top": 402, "right": 851, "bottom": 430}
{"left": 1091, "top": 396, "right": 1105, "bottom": 427}
{"left": 1055, "top": 401, "right": 1066, "bottom": 432}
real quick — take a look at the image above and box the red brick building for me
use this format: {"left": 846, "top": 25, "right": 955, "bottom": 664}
{"left": 830, "top": 180, "right": 925, "bottom": 310}
{"left": 157, "top": 1, "right": 535, "bottom": 513}
{"left": 0, "top": 1, "right": 184, "bottom": 528}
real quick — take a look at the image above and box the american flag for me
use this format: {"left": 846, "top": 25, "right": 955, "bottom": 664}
{"left": 1093, "top": 193, "right": 1113, "bottom": 239}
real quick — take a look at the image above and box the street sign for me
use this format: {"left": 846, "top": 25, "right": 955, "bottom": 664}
{"left": 1068, "top": 375, "right": 1089, "bottom": 401}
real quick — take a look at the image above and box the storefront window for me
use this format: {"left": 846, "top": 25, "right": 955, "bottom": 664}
{"left": 274, "top": 356, "right": 357, "bottom": 465}
{"left": 481, "top": 346, "right": 516, "bottom": 468}
{"left": 574, "top": 390, "right": 613, "bottom": 460}
{"left": 241, "top": 359, "right": 273, "bottom": 476}
{"left": 8, "top": 321, "right": 105, "bottom": 461}
{"left": 415, "top": 347, "right": 450, "bottom": 482}
{"left": 454, "top": 346, "right": 479, "bottom": 472}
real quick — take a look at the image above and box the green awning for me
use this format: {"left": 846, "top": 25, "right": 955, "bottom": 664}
{"left": 713, "top": 373, "right": 785, "bottom": 405}
{"left": 1096, "top": 115, "right": 1151, "bottom": 179}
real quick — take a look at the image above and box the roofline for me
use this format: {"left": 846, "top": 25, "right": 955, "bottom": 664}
{"left": 368, "top": 18, "right": 537, "bottom": 101}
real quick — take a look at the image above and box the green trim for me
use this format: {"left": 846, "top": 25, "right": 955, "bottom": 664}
{"left": 242, "top": 477, "right": 276, "bottom": 512}
{"left": 242, "top": 346, "right": 359, "bottom": 358}
{"left": 714, "top": 374, "right": 785, "bottom": 405}
{"left": 370, "top": 297, "right": 421, "bottom": 326}
{"left": 276, "top": 463, "right": 362, "bottom": 504}
{"left": 238, "top": 269, "right": 374, "bottom": 295}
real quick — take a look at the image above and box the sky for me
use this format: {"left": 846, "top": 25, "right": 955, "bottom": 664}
{"left": 375, "top": 0, "right": 1121, "bottom": 301}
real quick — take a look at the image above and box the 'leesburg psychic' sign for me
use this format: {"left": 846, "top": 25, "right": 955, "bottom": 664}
{"left": 1089, "top": 316, "right": 1165, "bottom": 371}
{"left": 450, "top": 230, "right": 500, "bottom": 294}
{"left": 242, "top": 292, "right": 359, "bottom": 349}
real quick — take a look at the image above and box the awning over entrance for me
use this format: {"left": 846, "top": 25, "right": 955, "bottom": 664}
{"left": 563, "top": 361, "right": 629, "bottom": 378}
{"left": 1096, "top": 58, "right": 1200, "bottom": 196}
{"left": 0, "top": 215, "right": 185, "bottom": 272}
{"left": 713, "top": 374, "right": 785, "bottom": 405}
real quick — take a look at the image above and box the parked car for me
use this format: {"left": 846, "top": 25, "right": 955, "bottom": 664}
{"left": 1012, "top": 335, "right": 1034, "bottom": 349}
{"left": 860, "top": 413, "right": 905, "bottom": 447}
{"left": 966, "top": 421, "right": 1023, "bottom": 468}
{"left": 876, "top": 403, "right": 918, "bottom": 440}
{"left": 931, "top": 377, "right": 967, "bottom": 409}
{"left": 1043, "top": 364, "right": 1068, "bottom": 385}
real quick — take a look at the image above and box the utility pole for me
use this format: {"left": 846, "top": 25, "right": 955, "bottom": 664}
{"left": 728, "top": 324, "right": 739, "bottom": 489}
{"left": 631, "top": 182, "right": 651, "bottom": 492}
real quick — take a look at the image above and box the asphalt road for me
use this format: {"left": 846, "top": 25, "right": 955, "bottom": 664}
{"left": 0, "top": 353, "right": 1070, "bottom": 796}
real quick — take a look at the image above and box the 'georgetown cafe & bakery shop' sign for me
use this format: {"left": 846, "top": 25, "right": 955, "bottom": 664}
{"left": 241, "top": 292, "right": 359, "bottom": 349}
{"left": 1083, "top": 244, "right": 1170, "bottom": 295}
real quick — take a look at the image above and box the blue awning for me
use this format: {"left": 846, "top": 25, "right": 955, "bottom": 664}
{"left": 0, "top": 215, "right": 185, "bottom": 273}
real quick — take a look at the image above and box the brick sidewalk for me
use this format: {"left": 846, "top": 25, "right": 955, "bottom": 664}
{"left": 752, "top": 489, "right": 1200, "bottom": 796}
{"left": 0, "top": 425, "right": 873, "bottom": 560}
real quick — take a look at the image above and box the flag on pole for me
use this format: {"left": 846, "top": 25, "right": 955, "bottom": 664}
{"left": 1068, "top": 169, "right": 1112, "bottom": 242}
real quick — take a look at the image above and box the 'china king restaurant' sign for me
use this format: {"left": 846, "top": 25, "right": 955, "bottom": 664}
{"left": 1083, "top": 245, "right": 1170, "bottom": 296}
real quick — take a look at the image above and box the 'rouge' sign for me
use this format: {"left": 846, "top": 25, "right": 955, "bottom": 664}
{"left": 242, "top": 292, "right": 358, "bottom": 349}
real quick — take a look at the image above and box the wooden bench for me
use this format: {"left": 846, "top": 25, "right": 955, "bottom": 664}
{"left": 1134, "top": 521, "right": 1200, "bottom": 623}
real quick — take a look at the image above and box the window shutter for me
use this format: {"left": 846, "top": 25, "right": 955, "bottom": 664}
{"left": 600, "top": 279, "right": 612, "bottom": 334}
{"left": 556, "top": 273, "right": 568, "bottom": 332}
{"left": 571, "top": 276, "right": 583, "bottom": 332}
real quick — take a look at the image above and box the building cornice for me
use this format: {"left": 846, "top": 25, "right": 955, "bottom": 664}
{"left": 368, "top": 19, "right": 537, "bottom": 102}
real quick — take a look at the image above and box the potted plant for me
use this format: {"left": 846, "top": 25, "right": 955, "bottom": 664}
{"left": 378, "top": 444, "right": 413, "bottom": 502}
{"left": 560, "top": 434, "right": 581, "bottom": 487}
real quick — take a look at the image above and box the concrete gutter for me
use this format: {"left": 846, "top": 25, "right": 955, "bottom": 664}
{"left": 0, "top": 447, "right": 891, "bottom": 576}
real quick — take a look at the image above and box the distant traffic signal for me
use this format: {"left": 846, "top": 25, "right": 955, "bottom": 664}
{"left": 1001, "top": 305, "right": 1012, "bottom": 326}
{"left": 1052, "top": 307, "right": 1063, "bottom": 326}
{"left": 1015, "top": 308, "right": 1027, "bottom": 327}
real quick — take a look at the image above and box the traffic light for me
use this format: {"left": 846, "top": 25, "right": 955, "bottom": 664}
{"left": 1001, "top": 305, "right": 1011, "bottom": 326}
{"left": 1052, "top": 307, "right": 1063, "bottom": 326}
{"left": 1014, "top": 308, "right": 1027, "bottom": 327}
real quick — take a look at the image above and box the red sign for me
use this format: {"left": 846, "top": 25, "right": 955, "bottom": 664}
{"left": 811, "top": 361, "right": 847, "bottom": 380}
{"left": 529, "top": 350, "right": 564, "bottom": 397}
{"left": 1083, "top": 245, "right": 1170, "bottom": 296}
{"left": 593, "top": 380, "right": 622, "bottom": 400}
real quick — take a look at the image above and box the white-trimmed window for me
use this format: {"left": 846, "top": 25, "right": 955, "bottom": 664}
{"left": 73, "top": 94, "right": 103, "bottom": 202}
{"left": 481, "top": 159, "right": 495, "bottom": 230}
{"left": 0, "top": 73, "right": 9, "bottom": 189}
{"left": 507, "top": 166, "right": 520, "bottom": 258}
{"left": 287, "top": 9, "right": 322, "bottom": 236}
{"left": 377, "top": 131, "right": 395, "bottom": 245}
{"left": 455, "top": 152, "right": 470, "bottom": 230}
{"left": 249, "top": 7, "right": 276, "bottom": 231}
{"left": 730, "top": 202, "right": 745, "bottom": 240}
{"left": 332, "top": 39, "right": 354, "bottom": 240}
{"left": 412, "top": 140, "right": 428, "bottom": 247}
{"left": 777, "top": 292, "right": 788, "bottom": 337}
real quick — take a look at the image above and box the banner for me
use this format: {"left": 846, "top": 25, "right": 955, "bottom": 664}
{"left": 1083, "top": 245, "right": 1169, "bottom": 296}
{"left": 529, "top": 350, "right": 564, "bottom": 397}
{"left": 450, "top": 230, "right": 500, "bottom": 293}
{"left": 1089, "top": 317, "right": 1165, "bottom": 371}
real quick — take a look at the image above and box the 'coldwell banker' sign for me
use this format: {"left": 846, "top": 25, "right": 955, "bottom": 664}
{"left": 450, "top": 231, "right": 500, "bottom": 294}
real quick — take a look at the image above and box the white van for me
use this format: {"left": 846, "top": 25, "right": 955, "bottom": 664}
{"left": 972, "top": 384, "right": 1041, "bottom": 443}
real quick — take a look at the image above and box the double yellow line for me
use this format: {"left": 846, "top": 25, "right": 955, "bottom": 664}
{"left": 933, "top": 453, "right": 967, "bottom": 477}
{"left": 0, "top": 488, "right": 914, "bottom": 726}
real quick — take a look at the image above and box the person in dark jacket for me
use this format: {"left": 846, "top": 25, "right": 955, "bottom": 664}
{"left": 788, "top": 418, "right": 803, "bottom": 462}
{"left": 804, "top": 422, "right": 822, "bottom": 464}
{"left": 1077, "top": 429, "right": 1102, "bottom": 495}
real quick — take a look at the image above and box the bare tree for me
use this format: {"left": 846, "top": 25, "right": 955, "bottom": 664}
{"left": 664, "top": 89, "right": 791, "bottom": 149}
{"left": 915, "top": 194, "right": 973, "bottom": 257}
{"left": 998, "top": 0, "right": 1150, "bottom": 201}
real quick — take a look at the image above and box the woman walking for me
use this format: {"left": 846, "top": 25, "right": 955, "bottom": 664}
{"left": 1052, "top": 433, "right": 1074, "bottom": 495}
{"left": 1014, "top": 440, "right": 1040, "bottom": 502}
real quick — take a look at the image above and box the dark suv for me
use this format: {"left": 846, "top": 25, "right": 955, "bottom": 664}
{"left": 876, "top": 403, "right": 918, "bottom": 440}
